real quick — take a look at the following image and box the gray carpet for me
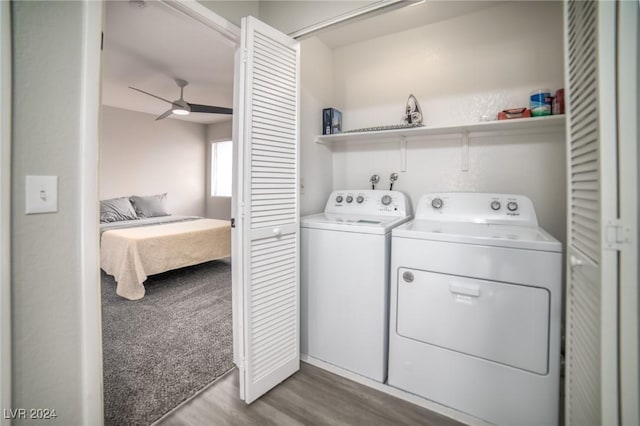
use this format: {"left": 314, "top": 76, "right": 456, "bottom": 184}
{"left": 101, "top": 260, "right": 234, "bottom": 426}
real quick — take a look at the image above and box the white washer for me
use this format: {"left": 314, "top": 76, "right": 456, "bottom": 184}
{"left": 301, "top": 189, "right": 411, "bottom": 382}
{"left": 389, "top": 192, "right": 562, "bottom": 426}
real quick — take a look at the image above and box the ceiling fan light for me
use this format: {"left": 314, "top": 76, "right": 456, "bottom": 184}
{"left": 172, "top": 107, "right": 189, "bottom": 115}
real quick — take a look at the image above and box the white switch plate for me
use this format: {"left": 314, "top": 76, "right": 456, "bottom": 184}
{"left": 26, "top": 175, "right": 58, "bottom": 214}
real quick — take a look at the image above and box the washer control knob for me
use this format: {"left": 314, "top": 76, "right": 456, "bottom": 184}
{"left": 402, "top": 271, "right": 414, "bottom": 283}
{"left": 336, "top": 195, "right": 344, "bottom": 203}
{"left": 346, "top": 195, "right": 353, "bottom": 203}
{"left": 431, "top": 198, "right": 443, "bottom": 209}
{"left": 490, "top": 201, "right": 501, "bottom": 211}
{"left": 507, "top": 201, "right": 518, "bottom": 212}
{"left": 356, "top": 195, "right": 364, "bottom": 204}
{"left": 381, "top": 195, "right": 392, "bottom": 206}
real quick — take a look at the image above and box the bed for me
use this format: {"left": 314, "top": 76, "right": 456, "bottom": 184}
{"left": 99, "top": 194, "right": 231, "bottom": 300}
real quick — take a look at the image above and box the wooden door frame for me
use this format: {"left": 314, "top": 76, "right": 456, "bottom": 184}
{"left": 1, "top": 2, "right": 12, "bottom": 424}
{"left": 78, "top": 2, "right": 104, "bottom": 424}
{"left": 617, "top": 1, "right": 639, "bottom": 423}
{"left": 595, "top": 2, "right": 620, "bottom": 423}
{"left": 78, "top": 1, "right": 240, "bottom": 424}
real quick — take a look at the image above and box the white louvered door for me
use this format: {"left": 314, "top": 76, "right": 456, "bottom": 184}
{"left": 233, "top": 16, "right": 300, "bottom": 404}
{"left": 564, "top": 1, "right": 619, "bottom": 425}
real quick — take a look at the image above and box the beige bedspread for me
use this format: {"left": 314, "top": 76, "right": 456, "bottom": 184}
{"left": 101, "top": 218, "right": 231, "bottom": 300}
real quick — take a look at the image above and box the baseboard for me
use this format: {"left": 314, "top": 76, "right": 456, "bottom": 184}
{"left": 300, "top": 354, "right": 491, "bottom": 426}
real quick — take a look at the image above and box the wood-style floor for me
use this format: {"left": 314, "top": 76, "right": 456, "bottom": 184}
{"left": 156, "top": 363, "right": 464, "bottom": 426}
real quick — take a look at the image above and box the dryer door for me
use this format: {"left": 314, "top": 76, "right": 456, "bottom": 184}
{"left": 396, "top": 268, "right": 550, "bottom": 374}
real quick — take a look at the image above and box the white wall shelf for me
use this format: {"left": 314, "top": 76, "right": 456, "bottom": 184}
{"left": 315, "top": 114, "right": 566, "bottom": 146}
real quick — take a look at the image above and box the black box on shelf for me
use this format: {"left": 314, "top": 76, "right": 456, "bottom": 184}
{"left": 323, "top": 108, "right": 342, "bottom": 135}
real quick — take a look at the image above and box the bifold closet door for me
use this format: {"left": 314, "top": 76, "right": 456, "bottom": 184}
{"left": 232, "top": 16, "right": 300, "bottom": 404}
{"left": 564, "top": 1, "right": 619, "bottom": 425}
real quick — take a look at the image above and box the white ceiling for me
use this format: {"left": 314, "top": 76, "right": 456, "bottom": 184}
{"left": 101, "top": 0, "right": 236, "bottom": 125}
{"left": 100, "top": 1, "right": 501, "bottom": 125}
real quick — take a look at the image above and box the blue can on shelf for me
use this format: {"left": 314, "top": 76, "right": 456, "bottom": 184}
{"left": 530, "top": 89, "right": 552, "bottom": 117}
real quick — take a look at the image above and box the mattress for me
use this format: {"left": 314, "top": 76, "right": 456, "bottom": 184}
{"left": 100, "top": 217, "right": 231, "bottom": 300}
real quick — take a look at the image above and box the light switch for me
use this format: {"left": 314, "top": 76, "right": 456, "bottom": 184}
{"left": 26, "top": 175, "right": 58, "bottom": 214}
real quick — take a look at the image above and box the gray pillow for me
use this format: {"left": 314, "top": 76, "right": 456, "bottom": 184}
{"left": 100, "top": 197, "right": 138, "bottom": 223}
{"left": 130, "top": 193, "right": 170, "bottom": 218}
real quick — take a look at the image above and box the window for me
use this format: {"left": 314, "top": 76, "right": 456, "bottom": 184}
{"left": 210, "top": 140, "right": 232, "bottom": 197}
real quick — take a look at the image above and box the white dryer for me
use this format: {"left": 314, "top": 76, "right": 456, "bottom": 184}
{"left": 389, "top": 192, "right": 562, "bottom": 426}
{"left": 301, "top": 189, "right": 411, "bottom": 382}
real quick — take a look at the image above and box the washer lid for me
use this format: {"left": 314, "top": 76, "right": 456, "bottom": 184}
{"left": 392, "top": 220, "right": 562, "bottom": 252}
{"left": 301, "top": 212, "right": 411, "bottom": 234}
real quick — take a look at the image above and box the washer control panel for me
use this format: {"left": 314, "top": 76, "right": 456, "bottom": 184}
{"left": 326, "top": 190, "right": 411, "bottom": 217}
{"left": 415, "top": 192, "right": 538, "bottom": 226}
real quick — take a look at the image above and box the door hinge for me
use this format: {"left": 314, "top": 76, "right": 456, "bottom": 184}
{"left": 241, "top": 48, "right": 249, "bottom": 63}
{"left": 231, "top": 218, "right": 236, "bottom": 228}
{"left": 605, "top": 219, "right": 632, "bottom": 250}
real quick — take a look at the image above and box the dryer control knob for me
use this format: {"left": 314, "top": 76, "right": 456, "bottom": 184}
{"left": 491, "top": 200, "right": 501, "bottom": 211}
{"left": 431, "top": 198, "right": 443, "bottom": 209}
{"left": 381, "top": 195, "right": 392, "bottom": 206}
{"left": 336, "top": 195, "right": 344, "bottom": 203}
{"left": 356, "top": 195, "right": 364, "bottom": 204}
{"left": 402, "top": 271, "right": 414, "bottom": 283}
{"left": 507, "top": 201, "right": 518, "bottom": 212}
{"left": 346, "top": 195, "right": 353, "bottom": 203}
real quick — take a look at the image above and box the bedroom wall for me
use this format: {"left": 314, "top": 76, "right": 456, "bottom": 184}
{"left": 100, "top": 105, "right": 207, "bottom": 217}
{"left": 206, "top": 120, "right": 233, "bottom": 220}
{"left": 329, "top": 1, "right": 567, "bottom": 244}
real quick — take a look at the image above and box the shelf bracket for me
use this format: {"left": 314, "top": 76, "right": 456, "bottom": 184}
{"left": 461, "top": 130, "right": 469, "bottom": 172}
{"left": 400, "top": 136, "right": 407, "bottom": 172}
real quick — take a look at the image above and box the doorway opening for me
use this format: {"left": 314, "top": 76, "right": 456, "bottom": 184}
{"left": 98, "top": 2, "right": 238, "bottom": 424}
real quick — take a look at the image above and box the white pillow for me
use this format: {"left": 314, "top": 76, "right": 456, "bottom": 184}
{"left": 129, "top": 193, "right": 170, "bottom": 218}
{"left": 100, "top": 197, "right": 138, "bottom": 223}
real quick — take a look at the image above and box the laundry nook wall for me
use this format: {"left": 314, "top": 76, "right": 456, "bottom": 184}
{"left": 332, "top": 1, "right": 564, "bottom": 130}
{"left": 324, "top": 1, "right": 567, "bottom": 245}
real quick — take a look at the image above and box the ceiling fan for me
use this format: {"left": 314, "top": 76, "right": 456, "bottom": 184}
{"left": 129, "top": 78, "right": 233, "bottom": 121}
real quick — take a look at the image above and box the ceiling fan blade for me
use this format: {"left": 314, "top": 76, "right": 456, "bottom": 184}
{"left": 187, "top": 103, "right": 233, "bottom": 115}
{"left": 155, "top": 109, "right": 173, "bottom": 121}
{"left": 129, "top": 86, "right": 173, "bottom": 104}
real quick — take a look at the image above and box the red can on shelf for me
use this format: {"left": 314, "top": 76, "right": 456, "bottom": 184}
{"left": 552, "top": 89, "right": 565, "bottom": 115}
